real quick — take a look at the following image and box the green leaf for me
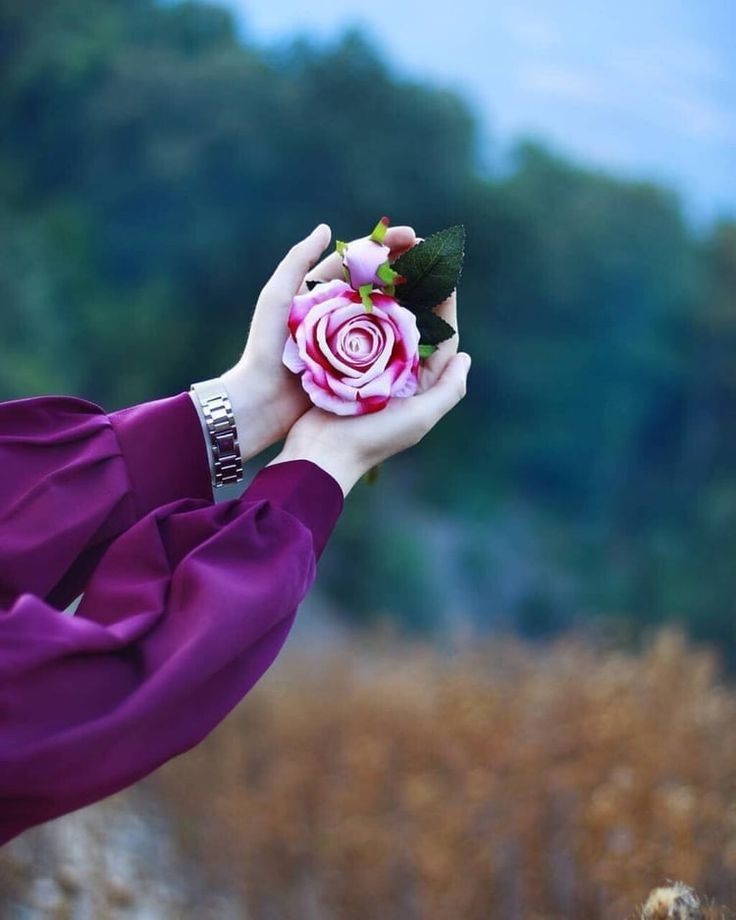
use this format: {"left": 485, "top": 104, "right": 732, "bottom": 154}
{"left": 419, "top": 343, "right": 437, "bottom": 358}
{"left": 336, "top": 239, "right": 347, "bottom": 256}
{"left": 414, "top": 308, "right": 456, "bottom": 347}
{"left": 391, "top": 225, "right": 465, "bottom": 310}
{"left": 359, "top": 283, "right": 374, "bottom": 312}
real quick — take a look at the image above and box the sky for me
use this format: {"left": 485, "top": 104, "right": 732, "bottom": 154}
{"left": 220, "top": 0, "right": 735, "bottom": 225}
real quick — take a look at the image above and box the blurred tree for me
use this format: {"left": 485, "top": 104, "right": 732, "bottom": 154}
{"left": 0, "top": 0, "right": 734, "bottom": 662}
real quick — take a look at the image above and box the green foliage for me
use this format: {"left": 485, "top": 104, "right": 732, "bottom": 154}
{"left": 392, "top": 225, "right": 465, "bottom": 310}
{"left": 412, "top": 309, "right": 456, "bottom": 347}
{"left": 1, "top": 0, "right": 735, "bottom": 664}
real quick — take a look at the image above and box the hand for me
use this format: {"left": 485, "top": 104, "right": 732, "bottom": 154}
{"left": 267, "top": 288, "right": 470, "bottom": 496}
{"left": 219, "top": 222, "right": 418, "bottom": 461}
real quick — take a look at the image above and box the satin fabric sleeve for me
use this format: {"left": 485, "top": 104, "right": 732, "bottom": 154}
{"left": 0, "top": 391, "right": 215, "bottom": 611}
{"left": 0, "top": 458, "right": 343, "bottom": 846}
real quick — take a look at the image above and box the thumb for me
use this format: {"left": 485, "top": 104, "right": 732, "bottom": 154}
{"left": 413, "top": 351, "right": 471, "bottom": 426}
{"left": 259, "top": 223, "right": 332, "bottom": 307}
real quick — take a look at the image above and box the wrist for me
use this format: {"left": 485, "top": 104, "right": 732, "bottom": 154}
{"left": 220, "top": 365, "right": 286, "bottom": 461}
{"left": 267, "top": 439, "right": 364, "bottom": 497}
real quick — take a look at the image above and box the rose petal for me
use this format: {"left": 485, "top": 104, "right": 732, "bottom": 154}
{"left": 334, "top": 320, "right": 383, "bottom": 366}
{"left": 295, "top": 322, "right": 334, "bottom": 378}
{"left": 371, "top": 294, "right": 421, "bottom": 357}
{"left": 356, "top": 367, "right": 395, "bottom": 399}
{"left": 324, "top": 302, "right": 367, "bottom": 336}
{"left": 282, "top": 334, "right": 306, "bottom": 373}
{"left": 356, "top": 394, "right": 390, "bottom": 414}
{"left": 325, "top": 326, "right": 396, "bottom": 398}
{"left": 301, "top": 370, "right": 364, "bottom": 415}
{"left": 304, "top": 331, "right": 336, "bottom": 374}
{"left": 391, "top": 367, "right": 419, "bottom": 398}
{"left": 388, "top": 351, "right": 420, "bottom": 396}
{"left": 343, "top": 323, "right": 395, "bottom": 385}
{"left": 296, "top": 288, "right": 362, "bottom": 347}
{"left": 316, "top": 315, "right": 359, "bottom": 377}
{"left": 288, "top": 279, "right": 354, "bottom": 336}
{"left": 316, "top": 314, "right": 388, "bottom": 379}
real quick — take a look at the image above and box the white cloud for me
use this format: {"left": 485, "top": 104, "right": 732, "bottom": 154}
{"left": 516, "top": 36, "right": 735, "bottom": 147}
{"left": 610, "top": 40, "right": 735, "bottom": 143}
{"left": 667, "top": 93, "right": 736, "bottom": 143}
{"left": 519, "top": 64, "right": 606, "bottom": 105}
{"left": 504, "top": 9, "right": 561, "bottom": 51}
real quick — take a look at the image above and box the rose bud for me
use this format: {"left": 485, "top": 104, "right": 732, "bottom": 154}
{"left": 342, "top": 237, "right": 391, "bottom": 289}
{"left": 283, "top": 278, "right": 420, "bottom": 416}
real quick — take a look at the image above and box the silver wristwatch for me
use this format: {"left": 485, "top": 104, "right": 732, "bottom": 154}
{"left": 189, "top": 377, "right": 243, "bottom": 488}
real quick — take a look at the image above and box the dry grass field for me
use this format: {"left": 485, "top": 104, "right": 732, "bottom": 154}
{"left": 2, "top": 626, "right": 735, "bottom": 918}
{"left": 153, "top": 626, "right": 736, "bottom": 919}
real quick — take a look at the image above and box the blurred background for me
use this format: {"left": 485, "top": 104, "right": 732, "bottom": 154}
{"left": 2, "top": 1, "right": 736, "bottom": 916}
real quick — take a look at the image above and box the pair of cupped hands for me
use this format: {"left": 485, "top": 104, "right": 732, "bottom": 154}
{"left": 219, "top": 223, "right": 471, "bottom": 496}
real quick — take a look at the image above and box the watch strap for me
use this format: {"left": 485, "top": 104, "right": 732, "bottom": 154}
{"left": 189, "top": 378, "right": 243, "bottom": 488}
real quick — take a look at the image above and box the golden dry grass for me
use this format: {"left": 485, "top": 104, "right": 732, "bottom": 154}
{"left": 150, "top": 626, "right": 736, "bottom": 919}
{"left": 2, "top": 626, "right": 735, "bottom": 918}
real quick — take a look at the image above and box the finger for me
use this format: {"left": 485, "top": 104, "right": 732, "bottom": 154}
{"left": 385, "top": 226, "right": 419, "bottom": 260}
{"left": 302, "top": 226, "right": 416, "bottom": 289}
{"left": 421, "top": 290, "right": 459, "bottom": 382}
{"left": 435, "top": 289, "right": 458, "bottom": 335}
{"left": 412, "top": 351, "right": 471, "bottom": 427}
{"left": 259, "top": 224, "right": 332, "bottom": 309}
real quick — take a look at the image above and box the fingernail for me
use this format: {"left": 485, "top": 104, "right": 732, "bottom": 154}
{"left": 312, "top": 223, "right": 330, "bottom": 239}
{"left": 461, "top": 353, "right": 472, "bottom": 371}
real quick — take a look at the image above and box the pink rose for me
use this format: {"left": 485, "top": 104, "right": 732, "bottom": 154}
{"left": 342, "top": 237, "right": 391, "bottom": 289}
{"left": 283, "top": 279, "right": 420, "bottom": 416}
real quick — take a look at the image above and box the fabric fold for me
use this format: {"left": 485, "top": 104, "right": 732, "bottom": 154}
{"left": 0, "top": 391, "right": 213, "bottom": 611}
{"left": 0, "top": 391, "right": 344, "bottom": 844}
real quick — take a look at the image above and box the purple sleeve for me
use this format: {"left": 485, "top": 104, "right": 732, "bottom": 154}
{"left": 0, "top": 457, "right": 343, "bottom": 846}
{"left": 0, "top": 391, "right": 214, "bottom": 610}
